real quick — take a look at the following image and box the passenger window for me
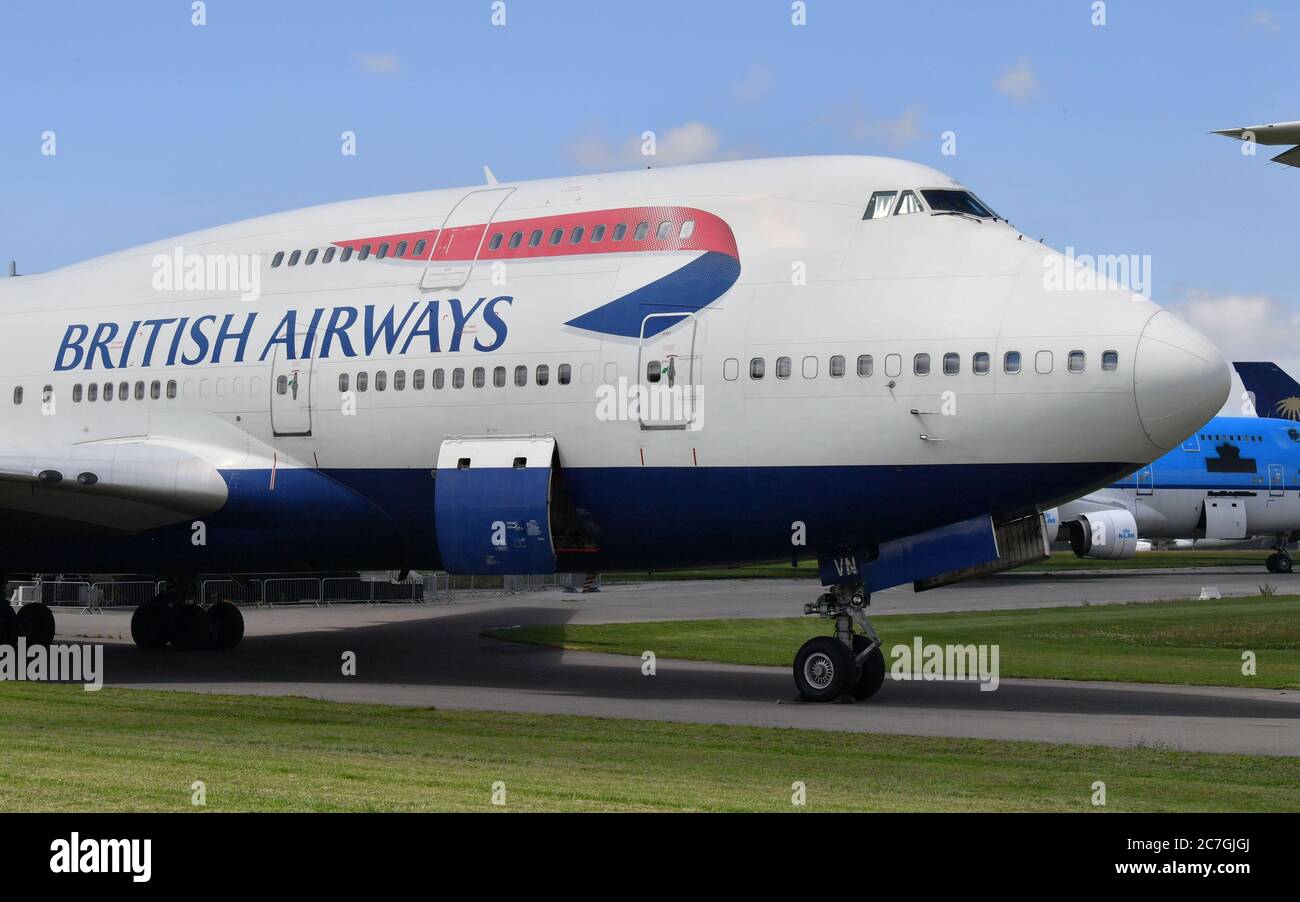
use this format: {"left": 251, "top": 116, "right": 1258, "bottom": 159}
{"left": 288, "top": 250, "right": 301, "bottom": 266}
{"left": 276, "top": 376, "right": 287, "bottom": 396}
{"left": 394, "top": 370, "right": 406, "bottom": 390}
{"left": 493, "top": 366, "right": 506, "bottom": 388}
{"left": 896, "top": 192, "right": 924, "bottom": 215}
{"left": 376, "top": 371, "right": 388, "bottom": 391}
{"left": 1036, "top": 351, "right": 1053, "bottom": 374}
{"left": 656, "top": 221, "right": 673, "bottom": 240}
{"left": 359, "top": 244, "right": 372, "bottom": 260}
{"left": 857, "top": 354, "right": 873, "bottom": 377}
{"left": 166, "top": 380, "right": 177, "bottom": 399}
{"left": 88, "top": 383, "right": 98, "bottom": 402}
{"left": 803, "top": 356, "right": 818, "bottom": 379}
{"left": 612, "top": 223, "right": 628, "bottom": 241}
{"left": 452, "top": 368, "right": 465, "bottom": 389}
{"left": 885, "top": 354, "right": 902, "bottom": 377}
{"left": 488, "top": 233, "right": 503, "bottom": 251}
{"left": 914, "top": 353, "right": 930, "bottom": 375}
{"left": 271, "top": 251, "right": 284, "bottom": 268}
{"left": 11, "top": 386, "right": 21, "bottom": 405}
{"left": 723, "top": 358, "right": 739, "bottom": 381}
{"left": 863, "top": 191, "right": 898, "bottom": 220}
{"left": 357, "top": 372, "right": 369, "bottom": 392}
{"left": 339, "top": 373, "right": 349, "bottom": 393}
{"left": 776, "top": 357, "right": 792, "bottom": 379}
{"left": 432, "top": 369, "right": 445, "bottom": 389}
{"left": 647, "top": 360, "right": 662, "bottom": 383}
{"left": 514, "top": 365, "right": 527, "bottom": 387}
{"left": 104, "top": 382, "right": 113, "bottom": 401}
{"left": 474, "top": 367, "right": 487, "bottom": 388}
{"left": 396, "top": 240, "right": 408, "bottom": 257}
{"left": 509, "top": 231, "right": 523, "bottom": 249}
{"left": 305, "top": 249, "right": 318, "bottom": 265}
{"left": 119, "top": 381, "right": 129, "bottom": 401}
{"left": 679, "top": 220, "right": 695, "bottom": 240}
{"left": 973, "top": 352, "right": 990, "bottom": 375}
{"left": 549, "top": 228, "right": 564, "bottom": 246}
{"left": 943, "top": 353, "right": 960, "bottom": 375}
{"left": 1068, "top": 350, "right": 1085, "bottom": 373}
{"left": 528, "top": 230, "right": 543, "bottom": 248}
{"left": 1004, "top": 351, "right": 1021, "bottom": 374}
{"left": 634, "top": 222, "right": 650, "bottom": 240}
{"left": 73, "top": 384, "right": 83, "bottom": 403}
{"left": 135, "top": 381, "right": 145, "bottom": 400}
{"left": 750, "top": 358, "right": 765, "bottom": 379}
{"left": 377, "top": 243, "right": 390, "bottom": 259}
{"left": 413, "top": 239, "right": 427, "bottom": 256}
{"left": 536, "top": 364, "right": 550, "bottom": 386}
{"left": 1102, "top": 350, "right": 1119, "bottom": 371}
{"left": 413, "top": 370, "right": 426, "bottom": 390}
{"left": 340, "top": 246, "right": 354, "bottom": 262}
{"left": 323, "top": 247, "right": 336, "bottom": 264}
{"left": 591, "top": 224, "right": 606, "bottom": 243}
{"left": 567, "top": 226, "right": 582, "bottom": 244}
{"left": 558, "top": 363, "right": 572, "bottom": 385}
{"left": 829, "top": 355, "right": 845, "bottom": 378}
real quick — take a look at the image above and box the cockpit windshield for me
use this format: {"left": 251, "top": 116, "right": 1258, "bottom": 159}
{"left": 920, "top": 189, "right": 999, "bottom": 219}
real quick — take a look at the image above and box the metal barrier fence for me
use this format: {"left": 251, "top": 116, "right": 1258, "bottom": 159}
{"left": 6, "top": 571, "right": 595, "bottom": 610}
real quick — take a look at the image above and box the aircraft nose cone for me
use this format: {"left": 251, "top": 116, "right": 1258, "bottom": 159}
{"left": 1134, "top": 310, "right": 1231, "bottom": 450}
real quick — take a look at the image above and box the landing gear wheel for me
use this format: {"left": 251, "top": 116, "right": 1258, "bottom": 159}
{"left": 167, "top": 604, "right": 211, "bottom": 651}
{"left": 131, "top": 603, "right": 169, "bottom": 650}
{"left": 1, "top": 602, "right": 20, "bottom": 646}
{"left": 16, "top": 602, "right": 55, "bottom": 647}
{"left": 207, "top": 602, "right": 244, "bottom": 650}
{"left": 1274, "top": 554, "right": 1293, "bottom": 574}
{"left": 850, "top": 635, "right": 887, "bottom": 701}
{"left": 794, "top": 636, "right": 855, "bottom": 702}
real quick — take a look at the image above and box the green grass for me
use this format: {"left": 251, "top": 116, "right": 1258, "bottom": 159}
{"left": 487, "top": 596, "right": 1300, "bottom": 689}
{"left": 1, "top": 683, "right": 1297, "bottom": 812}
{"left": 601, "top": 551, "right": 1273, "bottom": 581}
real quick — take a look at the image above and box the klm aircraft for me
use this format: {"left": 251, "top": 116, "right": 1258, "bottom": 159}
{"left": 1056, "top": 414, "right": 1300, "bottom": 573}
{"left": 0, "top": 155, "right": 1229, "bottom": 701}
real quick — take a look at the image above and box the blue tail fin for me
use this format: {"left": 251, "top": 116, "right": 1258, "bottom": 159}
{"left": 1234, "top": 361, "right": 1300, "bottom": 421}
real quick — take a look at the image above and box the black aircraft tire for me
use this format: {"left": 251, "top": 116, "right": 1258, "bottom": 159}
{"left": 207, "top": 602, "right": 245, "bottom": 650}
{"left": 15, "top": 602, "right": 56, "bottom": 647}
{"left": 793, "top": 636, "right": 855, "bottom": 702}
{"left": 167, "top": 604, "right": 211, "bottom": 651}
{"left": 131, "top": 603, "right": 170, "bottom": 650}
{"left": 1, "top": 602, "right": 20, "bottom": 646}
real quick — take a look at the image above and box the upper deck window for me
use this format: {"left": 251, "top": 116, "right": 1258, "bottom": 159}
{"left": 921, "top": 189, "right": 999, "bottom": 220}
{"left": 863, "top": 191, "right": 897, "bottom": 220}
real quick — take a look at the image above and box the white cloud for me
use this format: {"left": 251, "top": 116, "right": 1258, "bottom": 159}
{"left": 1247, "top": 8, "right": 1279, "bottom": 32}
{"left": 821, "top": 103, "right": 924, "bottom": 150}
{"left": 355, "top": 54, "right": 400, "bottom": 74}
{"left": 996, "top": 57, "right": 1037, "bottom": 103}
{"left": 1172, "top": 291, "right": 1300, "bottom": 415}
{"left": 569, "top": 121, "right": 726, "bottom": 169}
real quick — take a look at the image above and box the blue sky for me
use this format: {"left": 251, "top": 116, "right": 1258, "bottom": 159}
{"left": 1, "top": 0, "right": 1295, "bottom": 378}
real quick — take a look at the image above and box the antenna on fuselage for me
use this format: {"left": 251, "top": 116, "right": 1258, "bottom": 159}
{"left": 483, "top": 165, "right": 499, "bottom": 186}
{"left": 7, "top": 260, "right": 15, "bottom": 277}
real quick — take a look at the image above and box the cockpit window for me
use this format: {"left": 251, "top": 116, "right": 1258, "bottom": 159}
{"left": 921, "top": 189, "right": 998, "bottom": 219}
{"left": 894, "top": 191, "right": 924, "bottom": 216}
{"left": 863, "top": 191, "right": 898, "bottom": 220}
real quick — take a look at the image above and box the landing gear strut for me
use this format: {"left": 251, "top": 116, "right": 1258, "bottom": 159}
{"left": 793, "top": 584, "right": 886, "bottom": 702}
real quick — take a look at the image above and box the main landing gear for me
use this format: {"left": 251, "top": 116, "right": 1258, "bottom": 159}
{"left": 1265, "top": 547, "right": 1294, "bottom": 574}
{"left": 793, "top": 584, "right": 886, "bottom": 703}
{"left": 1, "top": 602, "right": 56, "bottom": 647}
{"left": 131, "top": 585, "right": 244, "bottom": 652}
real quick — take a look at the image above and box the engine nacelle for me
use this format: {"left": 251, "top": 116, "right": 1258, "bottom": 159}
{"left": 1067, "top": 510, "right": 1139, "bottom": 560}
{"left": 1040, "top": 508, "right": 1060, "bottom": 545}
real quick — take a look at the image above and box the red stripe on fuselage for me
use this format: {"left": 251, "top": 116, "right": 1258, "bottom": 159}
{"left": 332, "top": 205, "right": 737, "bottom": 265}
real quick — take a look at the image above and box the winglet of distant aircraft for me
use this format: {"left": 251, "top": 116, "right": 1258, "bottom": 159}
{"left": 1213, "top": 120, "right": 1300, "bottom": 167}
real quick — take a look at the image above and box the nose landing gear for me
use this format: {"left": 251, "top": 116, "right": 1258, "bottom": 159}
{"left": 793, "top": 584, "right": 886, "bottom": 702}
